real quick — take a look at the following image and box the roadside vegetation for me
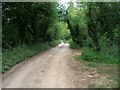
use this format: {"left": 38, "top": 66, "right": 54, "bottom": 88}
{"left": 2, "top": 40, "right": 60, "bottom": 73}
{"left": 65, "top": 2, "right": 119, "bottom": 88}
{"left": 2, "top": 1, "right": 119, "bottom": 88}
{"left": 66, "top": 2, "right": 119, "bottom": 64}
{"left": 2, "top": 2, "right": 61, "bottom": 73}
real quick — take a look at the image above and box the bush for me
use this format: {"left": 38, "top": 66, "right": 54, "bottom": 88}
{"left": 68, "top": 39, "right": 81, "bottom": 49}
{"left": 2, "top": 41, "right": 59, "bottom": 73}
{"left": 80, "top": 47, "right": 118, "bottom": 64}
{"left": 48, "top": 40, "right": 60, "bottom": 47}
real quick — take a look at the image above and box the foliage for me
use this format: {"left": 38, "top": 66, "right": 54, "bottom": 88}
{"left": 66, "top": 2, "right": 119, "bottom": 66}
{"left": 47, "top": 21, "right": 70, "bottom": 41}
{"left": 2, "top": 2, "right": 58, "bottom": 48}
{"left": 79, "top": 47, "right": 118, "bottom": 64}
{"left": 68, "top": 39, "right": 81, "bottom": 49}
{"left": 66, "top": 2, "right": 119, "bottom": 51}
{"left": 48, "top": 40, "right": 61, "bottom": 47}
{"left": 2, "top": 2, "right": 119, "bottom": 75}
{"left": 2, "top": 2, "right": 68, "bottom": 73}
{"left": 66, "top": 2, "right": 89, "bottom": 47}
{"left": 2, "top": 41, "right": 59, "bottom": 73}
{"left": 56, "top": 22, "right": 70, "bottom": 40}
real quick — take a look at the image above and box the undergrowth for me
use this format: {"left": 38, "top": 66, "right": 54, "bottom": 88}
{"left": 80, "top": 47, "right": 118, "bottom": 64}
{"left": 69, "top": 40, "right": 118, "bottom": 88}
{"left": 68, "top": 39, "right": 81, "bottom": 49}
{"left": 2, "top": 40, "right": 60, "bottom": 73}
{"left": 69, "top": 40, "right": 118, "bottom": 65}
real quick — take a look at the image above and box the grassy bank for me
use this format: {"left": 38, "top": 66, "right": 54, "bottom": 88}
{"left": 69, "top": 40, "right": 118, "bottom": 65}
{"left": 2, "top": 40, "right": 60, "bottom": 73}
{"left": 80, "top": 47, "right": 118, "bottom": 65}
{"left": 69, "top": 40, "right": 118, "bottom": 88}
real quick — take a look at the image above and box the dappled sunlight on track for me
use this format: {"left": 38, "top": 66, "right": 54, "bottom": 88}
{"left": 58, "top": 41, "right": 70, "bottom": 48}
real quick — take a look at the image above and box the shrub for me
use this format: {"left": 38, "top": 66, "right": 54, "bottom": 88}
{"left": 48, "top": 40, "right": 60, "bottom": 47}
{"left": 2, "top": 41, "right": 59, "bottom": 73}
{"left": 68, "top": 39, "right": 81, "bottom": 49}
{"left": 80, "top": 47, "right": 118, "bottom": 64}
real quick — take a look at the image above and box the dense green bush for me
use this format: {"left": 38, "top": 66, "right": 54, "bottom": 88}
{"left": 69, "top": 39, "right": 118, "bottom": 65}
{"left": 48, "top": 40, "right": 61, "bottom": 47}
{"left": 2, "top": 41, "right": 59, "bottom": 73}
{"left": 80, "top": 47, "right": 118, "bottom": 64}
{"left": 68, "top": 39, "right": 81, "bottom": 49}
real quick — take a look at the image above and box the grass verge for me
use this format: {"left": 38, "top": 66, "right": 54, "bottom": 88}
{"left": 2, "top": 40, "right": 60, "bottom": 73}
{"left": 69, "top": 41, "right": 118, "bottom": 88}
{"left": 80, "top": 47, "right": 118, "bottom": 64}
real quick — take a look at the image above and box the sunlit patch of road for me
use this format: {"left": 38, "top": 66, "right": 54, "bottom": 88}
{"left": 58, "top": 41, "right": 70, "bottom": 47}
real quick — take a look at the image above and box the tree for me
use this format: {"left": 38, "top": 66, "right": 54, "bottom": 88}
{"left": 2, "top": 2, "right": 58, "bottom": 48}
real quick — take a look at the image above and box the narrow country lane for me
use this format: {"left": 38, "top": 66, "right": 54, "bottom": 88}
{"left": 2, "top": 43, "right": 78, "bottom": 88}
{"left": 2, "top": 43, "right": 115, "bottom": 88}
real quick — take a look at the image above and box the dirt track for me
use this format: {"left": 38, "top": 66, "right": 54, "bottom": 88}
{"left": 2, "top": 43, "right": 117, "bottom": 88}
